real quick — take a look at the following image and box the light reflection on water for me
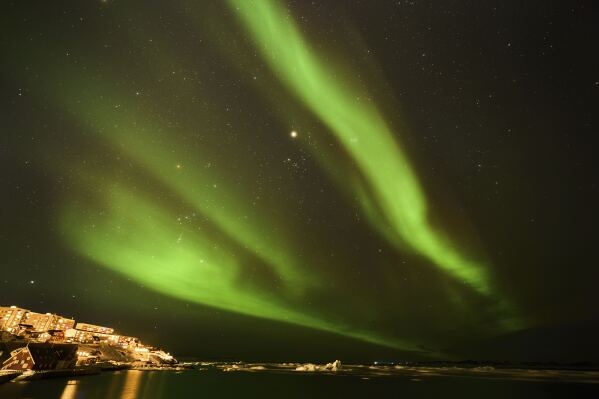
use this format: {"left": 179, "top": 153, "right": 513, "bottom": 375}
{"left": 59, "top": 380, "right": 78, "bottom": 399}
{"left": 120, "top": 371, "right": 143, "bottom": 399}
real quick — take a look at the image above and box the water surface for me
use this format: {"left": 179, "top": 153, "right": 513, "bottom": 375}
{"left": 1, "top": 365, "right": 598, "bottom": 399}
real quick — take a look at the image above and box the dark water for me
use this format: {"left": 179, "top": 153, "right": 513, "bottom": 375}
{"left": 1, "top": 369, "right": 598, "bottom": 399}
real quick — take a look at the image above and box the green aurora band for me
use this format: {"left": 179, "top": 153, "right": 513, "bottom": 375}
{"left": 61, "top": 183, "right": 417, "bottom": 350}
{"left": 229, "top": 0, "right": 495, "bottom": 298}
{"left": 54, "top": 78, "right": 421, "bottom": 351}
{"left": 33, "top": 0, "right": 522, "bottom": 352}
{"left": 62, "top": 87, "right": 311, "bottom": 292}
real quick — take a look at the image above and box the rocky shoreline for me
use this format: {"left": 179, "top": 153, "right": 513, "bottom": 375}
{"left": 0, "top": 338, "right": 182, "bottom": 385}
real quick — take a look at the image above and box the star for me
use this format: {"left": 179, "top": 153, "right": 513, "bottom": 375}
{"left": 290, "top": 130, "right": 298, "bottom": 139}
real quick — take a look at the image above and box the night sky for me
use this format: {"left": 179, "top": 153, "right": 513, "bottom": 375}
{"left": 1, "top": 0, "right": 598, "bottom": 362}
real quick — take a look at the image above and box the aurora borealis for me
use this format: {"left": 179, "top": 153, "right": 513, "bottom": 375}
{"left": 230, "top": 0, "right": 498, "bottom": 299}
{"left": 2, "top": 0, "right": 598, "bottom": 362}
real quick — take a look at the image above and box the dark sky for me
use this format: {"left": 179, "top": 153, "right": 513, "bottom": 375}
{"left": 1, "top": 0, "right": 598, "bottom": 362}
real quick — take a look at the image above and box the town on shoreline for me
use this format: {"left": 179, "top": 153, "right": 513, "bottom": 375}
{"left": 0, "top": 304, "right": 179, "bottom": 380}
